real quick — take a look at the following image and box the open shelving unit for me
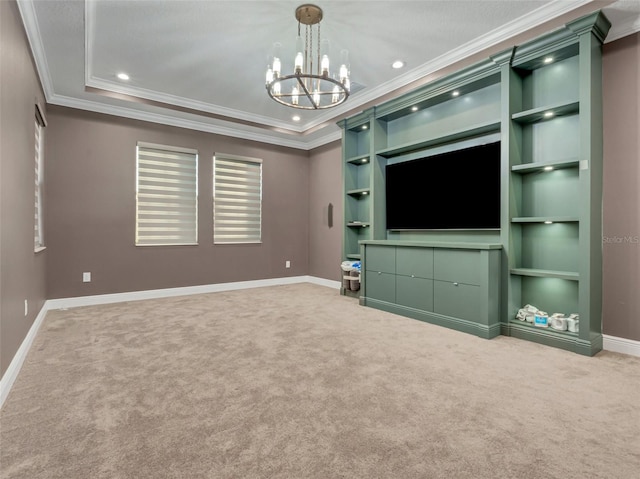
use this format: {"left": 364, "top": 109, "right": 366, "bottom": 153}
{"left": 338, "top": 11, "right": 610, "bottom": 355}
{"left": 501, "top": 12, "right": 610, "bottom": 355}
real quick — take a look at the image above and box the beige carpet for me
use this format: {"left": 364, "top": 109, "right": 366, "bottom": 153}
{"left": 1, "top": 283, "right": 639, "bottom": 478}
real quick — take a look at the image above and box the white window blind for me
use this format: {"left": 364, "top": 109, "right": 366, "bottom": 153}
{"left": 213, "top": 154, "right": 262, "bottom": 244}
{"left": 136, "top": 142, "right": 198, "bottom": 246}
{"left": 34, "top": 104, "right": 46, "bottom": 252}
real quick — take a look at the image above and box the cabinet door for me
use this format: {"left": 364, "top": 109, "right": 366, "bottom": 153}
{"left": 365, "top": 271, "right": 395, "bottom": 303}
{"left": 433, "top": 280, "right": 480, "bottom": 322}
{"left": 396, "top": 276, "right": 433, "bottom": 311}
{"left": 396, "top": 247, "right": 433, "bottom": 278}
{"left": 434, "top": 249, "right": 481, "bottom": 285}
{"left": 365, "top": 245, "right": 396, "bottom": 273}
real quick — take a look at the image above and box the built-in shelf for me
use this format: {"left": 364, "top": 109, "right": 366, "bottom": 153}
{"left": 511, "top": 159, "right": 580, "bottom": 174}
{"left": 347, "top": 222, "right": 370, "bottom": 228}
{"left": 346, "top": 154, "right": 370, "bottom": 165}
{"left": 375, "top": 120, "right": 500, "bottom": 158}
{"left": 510, "top": 268, "right": 579, "bottom": 281}
{"left": 346, "top": 188, "right": 370, "bottom": 197}
{"left": 511, "top": 101, "right": 579, "bottom": 125}
{"left": 346, "top": 254, "right": 361, "bottom": 260}
{"left": 511, "top": 216, "right": 579, "bottom": 223}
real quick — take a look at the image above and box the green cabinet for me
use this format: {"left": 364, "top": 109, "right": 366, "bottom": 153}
{"left": 339, "top": 11, "right": 610, "bottom": 355}
{"left": 361, "top": 242, "right": 501, "bottom": 339}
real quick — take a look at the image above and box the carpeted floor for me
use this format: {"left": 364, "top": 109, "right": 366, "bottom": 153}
{"left": 1, "top": 283, "right": 639, "bottom": 478}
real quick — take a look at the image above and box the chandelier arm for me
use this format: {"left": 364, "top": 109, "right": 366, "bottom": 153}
{"left": 296, "top": 74, "right": 319, "bottom": 109}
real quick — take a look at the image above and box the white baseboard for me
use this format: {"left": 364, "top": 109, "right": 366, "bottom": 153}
{"left": 3, "top": 277, "right": 636, "bottom": 410}
{"left": 305, "top": 275, "right": 341, "bottom": 290}
{"left": 603, "top": 334, "right": 640, "bottom": 357}
{"left": 0, "top": 302, "right": 48, "bottom": 408}
{"left": 46, "top": 275, "right": 321, "bottom": 310}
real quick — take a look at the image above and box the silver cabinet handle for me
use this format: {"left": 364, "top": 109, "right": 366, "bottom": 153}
{"left": 453, "top": 282, "right": 459, "bottom": 286}
{"left": 411, "top": 275, "right": 415, "bottom": 278}
{"left": 378, "top": 271, "right": 382, "bottom": 275}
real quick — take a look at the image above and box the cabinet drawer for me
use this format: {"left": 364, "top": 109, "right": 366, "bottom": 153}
{"left": 396, "top": 276, "right": 433, "bottom": 311}
{"left": 365, "top": 245, "right": 396, "bottom": 273}
{"left": 433, "top": 280, "right": 480, "bottom": 322}
{"left": 365, "top": 271, "right": 396, "bottom": 303}
{"left": 396, "top": 247, "right": 433, "bottom": 278}
{"left": 434, "top": 249, "right": 481, "bottom": 285}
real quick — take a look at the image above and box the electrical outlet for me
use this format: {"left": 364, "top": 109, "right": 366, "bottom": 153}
{"left": 83, "top": 272, "right": 91, "bottom": 283}
{"left": 24, "top": 300, "right": 28, "bottom": 317}
{"left": 285, "top": 260, "right": 291, "bottom": 268}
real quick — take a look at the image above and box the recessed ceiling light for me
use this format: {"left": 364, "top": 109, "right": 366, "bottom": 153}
{"left": 292, "top": 115, "right": 301, "bottom": 122}
{"left": 391, "top": 60, "right": 405, "bottom": 69}
{"left": 452, "top": 90, "right": 460, "bottom": 97}
{"left": 411, "top": 106, "right": 418, "bottom": 112}
{"left": 117, "top": 72, "right": 130, "bottom": 81}
{"left": 543, "top": 57, "right": 554, "bottom": 64}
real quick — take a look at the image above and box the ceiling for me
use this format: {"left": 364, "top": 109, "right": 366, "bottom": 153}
{"left": 18, "top": 0, "right": 640, "bottom": 150}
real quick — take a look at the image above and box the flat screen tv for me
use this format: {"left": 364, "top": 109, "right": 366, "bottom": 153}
{"left": 385, "top": 141, "right": 501, "bottom": 230}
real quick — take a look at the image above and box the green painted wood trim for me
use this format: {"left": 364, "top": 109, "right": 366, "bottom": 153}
{"left": 360, "top": 240, "right": 502, "bottom": 250}
{"left": 345, "top": 154, "right": 370, "bottom": 164}
{"left": 510, "top": 268, "right": 579, "bottom": 281}
{"left": 511, "top": 159, "right": 579, "bottom": 173}
{"left": 346, "top": 188, "right": 370, "bottom": 197}
{"left": 374, "top": 63, "right": 501, "bottom": 120}
{"left": 508, "top": 322, "right": 601, "bottom": 356}
{"left": 375, "top": 120, "right": 500, "bottom": 158}
{"left": 566, "top": 11, "right": 611, "bottom": 44}
{"left": 511, "top": 216, "right": 578, "bottom": 223}
{"left": 337, "top": 108, "right": 374, "bottom": 130}
{"left": 362, "top": 298, "right": 501, "bottom": 339}
{"left": 511, "top": 101, "right": 579, "bottom": 124}
{"left": 347, "top": 222, "right": 370, "bottom": 228}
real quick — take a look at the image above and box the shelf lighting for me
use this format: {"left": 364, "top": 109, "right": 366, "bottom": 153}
{"left": 543, "top": 166, "right": 554, "bottom": 171}
{"left": 543, "top": 57, "right": 554, "bottom": 64}
{"left": 362, "top": 125, "right": 368, "bottom": 130}
{"left": 361, "top": 159, "right": 368, "bottom": 163}
{"left": 544, "top": 221, "right": 553, "bottom": 224}
{"left": 116, "top": 72, "right": 130, "bottom": 81}
{"left": 411, "top": 106, "right": 419, "bottom": 112}
{"left": 544, "top": 111, "right": 554, "bottom": 118}
{"left": 452, "top": 90, "right": 460, "bottom": 97}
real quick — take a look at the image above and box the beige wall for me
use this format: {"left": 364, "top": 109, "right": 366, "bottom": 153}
{"left": 0, "top": 0, "right": 48, "bottom": 376}
{"left": 45, "top": 106, "right": 310, "bottom": 298}
{"left": 308, "top": 141, "right": 343, "bottom": 281}
{"left": 602, "top": 33, "right": 640, "bottom": 341}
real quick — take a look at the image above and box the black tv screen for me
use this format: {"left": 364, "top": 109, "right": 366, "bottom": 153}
{"left": 385, "top": 141, "right": 501, "bottom": 230}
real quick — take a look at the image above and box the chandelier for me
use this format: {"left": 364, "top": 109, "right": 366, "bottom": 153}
{"left": 265, "top": 4, "right": 350, "bottom": 110}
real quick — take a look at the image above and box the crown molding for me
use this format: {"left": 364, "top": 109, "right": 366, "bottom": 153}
{"left": 605, "top": 14, "right": 640, "bottom": 43}
{"left": 48, "top": 94, "right": 323, "bottom": 150}
{"left": 16, "top": 0, "right": 55, "bottom": 100}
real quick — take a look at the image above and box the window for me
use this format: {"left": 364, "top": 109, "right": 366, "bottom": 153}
{"left": 136, "top": 142, "right": 198, "bottom": 246}
{"left": 213, "top": 154, "right": 262, "bottom": 244}
{"left": 34, "top": 105, "right": 46, "bottom": 252}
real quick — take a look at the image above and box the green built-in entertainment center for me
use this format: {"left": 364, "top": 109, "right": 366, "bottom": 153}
{"left": 338, "top": 11, "right": 610, "bottom": 356}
